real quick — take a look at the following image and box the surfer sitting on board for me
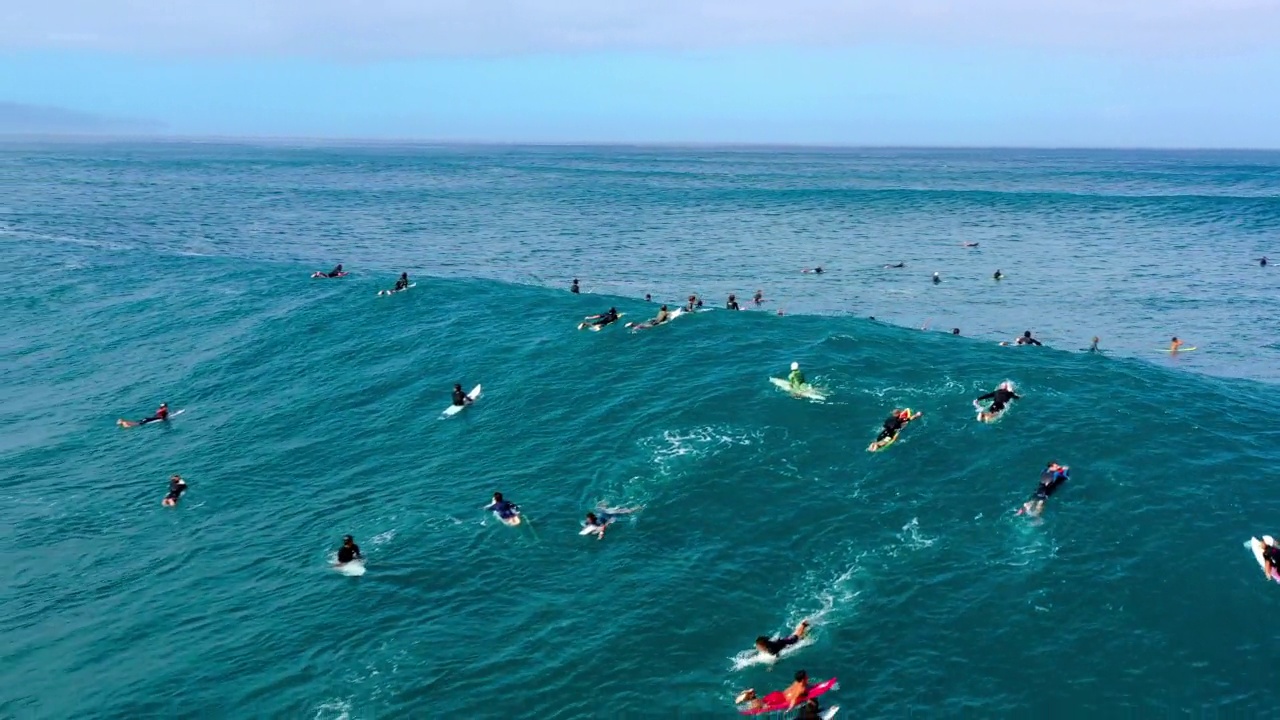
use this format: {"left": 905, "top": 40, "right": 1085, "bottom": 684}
{"left": 1088, "top": 336, "right": 1101, "bottom": 352}
{"left": 584, "top": 307, "right": 620, "bottom": 329}
{"left": 393, "top": 273, "right": 410, "bottom": 291}
{"left": 1017, "top": 463, "right": 1068, "bottom": 517}
{"left": 788, "top": 362, "right": 806, "bottom": 390}
{"left": 975, "top": 382, "right": 1019, "bottom": 421}
{"left": 1010, "top": 330, "right": 1042, "bottom": 346}
{"left": 118, "top": 402, "right": 169, "bottom": 428}
{"left": 486, "top": 492, "right": 521, "bottom": 524}
{"left": 727, "top": 294, "right": 740, "bottom": 310}
{"left": 755, "top": 619, "right": 810, "bottom": 657}
{"left": 684, "top": 295, "right": 703, "bottom": 311}
{"left": 337, "top": 535, "right": 362, "bottom": 565}
{"left": 1261, "top": 536, "right": 1280, "bottom": 579}
{"left": 1169, "top": 336, "right": 1184, "bottom": 353}
{"left": 325, "top": 264, "right": 344, "bottom": 278}
{"left": 571, "top": 278, "right": 580, "bottom": 294}
{"left": 932, "top": 272, "right": 941, "bottom": 284}
{"left": 993, "top": 269, "right": 1003, "bottom": 280}
{"left": 452, "top": 384, "right": 474, "bottom": 408}
{"left": 581, "top": 507, "right": 640, "bottom": 540}
{"left": 162, "top": 475, "right": 187, "bottom": 507}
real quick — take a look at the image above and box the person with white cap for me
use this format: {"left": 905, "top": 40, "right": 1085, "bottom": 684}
{"left": 1262, "top": 536, "right": 1280, "bottom": 579}
{"left": 787, "top": 362, "right": 806, "bottom": 391}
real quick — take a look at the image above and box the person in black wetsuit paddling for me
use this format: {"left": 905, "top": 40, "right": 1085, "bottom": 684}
{"left": 726, "top": 294, "right": 740, "bottom": 310}
{"left": 884, "top": 262, "right": 905, "bottom": 268}
{"left": 118, "top": 402, "right": 170, "bottom": 428}
{"left": 581, "top": 307, "right": 620, "bottom": 329}
{"left": 571, "top": 278, "right": 580, "bottom": 294}
{"left": 869, "top": 408, "right": 922, "bottom": 450}
{"left": 452, "top": 383, "right": 474, "bottom": 408}
{"left": 337, "top": 535, "right": 362, "bottom": 565}
{"left": 1002, "top": 330, "right": 1041, "bottom": 347}
{"left": 162, "top": 475, "right": 187, "bottom": 506}
{"left": 1018, "top": 462, "right": 1069, "bottom": 517}
{"left": 975, "top": 381, "right": 1020, "bottom": 421}
{"left": 327, "top": 264, "right": 344, "bottom": 277}
{"left": 754, "top": 619, "right": 811, "bottom": 657}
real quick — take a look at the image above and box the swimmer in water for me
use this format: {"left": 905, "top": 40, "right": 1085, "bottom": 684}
{"left": 118, "top": 402, "right": 170, "bottom": 428}
{"left": 993, "top": 269, "right": 1003, "bottom": 280}
{"left": 571, "top": 278, "right": 580, "bottom": 294}
{"left": 337, "top": 535, "right": 362, "bottom": 565}
{"left": 726, "top": 294, "right": 740, "bottom": 310}
{"left": 485, "top": 492, "right": 521, "bottom": 524}
{"left": 161, "top": 475, "right": 187, "bottom": 506}
{"left": 963, "top": 241, "right": 980, "bottom": 247}
{"left": 975, "top": 381, "right": 1020, "bottom": 420}
{"left": 451, "top": 383, "right": 474, "bottom": 407}
{"left": 796, "top": 698, "right": 825, "bottom": 720}
{"left": 884, "top": 262, "right": 905, "bottom": 268}
{"left": 1169, "top": 336, "right": 1184, "bottom": 352}
{"left": 1017, "top": 462, "right": 1069, "bottom": 517}
{"left": 581, "top": 506, "right": 640, "bottom": 540}
{"left": 755, "top": 619, "right": 811, "bottom": 657}
{"left": 753, "top": 289, "right": 764, "bottom": 305}
{"left": 932, "top": 272, "right": 941, "bottom": 284}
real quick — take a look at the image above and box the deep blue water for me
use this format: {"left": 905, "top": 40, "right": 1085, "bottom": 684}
{"left": 2, "top": 143, "right": 1279, "bottom": 719}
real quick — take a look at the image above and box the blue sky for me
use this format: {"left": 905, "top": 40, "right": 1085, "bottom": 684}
{"left": 2, "top": 1, "right": 1279, "bottom": 146}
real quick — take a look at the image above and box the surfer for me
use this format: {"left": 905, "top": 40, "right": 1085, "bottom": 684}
{"left": 1014, "top": 330, "right": 1042, "bottom": 346}
{"left": 393, "top": 273, "right": 410, "bottom": 292}
{"left": 952, "top": 328, "right": 960, "bottom": 335}
{"left": 884, "top": 262, "right": 905, "bottom": 268}
{"left": 874, "top": 409, "right": 922, "bottom": 445}
{"left": 1259, "top": 257, "right": 1269, "bottom": 267}
{"left": 975, "top": 381, "right": 1020, "bottom": 421}
{"left": 802, "top": 266, "right": 824, "bottom": 274}
{"left": 753, "top": 289, "right": 764, "bottom": 305}
{"left": 571, "top": 278, "right": 580, "bottom": 294}
{"left": 486, "top": 492, "right": 521, "bottom": 524}
{"left": 1088, "top": 336, "right": 1101, "bottom": 352}
{"left": 1169, "top": 336, "right": 1184, "bottom": 353}
{"left": 993, "top": 269, "right": 1003, "bottom": 280}
{"left": 1018, "top": 463, "right": 1069, "bottom": 517}
{"left": 726, "top": 294, "right": 740, "bottom": 310}
{"left": 584, "top": 307, "right": 620, "bottom": 329}
{"left": 162, "top": 475, "right": 187, "bottom": 507}
{"left": 118, "top": 402, "right": 170, "bottom": 428}
{"left": 337, "top": 535, "right": 362, "bottom": 565}
{"left": 644, "top": 293, "right": 651, "bottom": 302}
{"left": 755, "top": 619, "right": 811, "bottom": 657}
{"left": 932, "top": 272, "right": 941, "bottom": 284}
{"left": 1261, "top": 536, "right": 1280, "bottom": 579}
{"left": 963, "top": 241, "right": 979, "bottom": 247}
{"left": 452, "top": 383, "right": 474, "bottom": 408}
{"left": 788, "top": 362, "right": 806, "bottom": 390}
{"left": 581, "top": 507, "right": 639, "bottom": 540}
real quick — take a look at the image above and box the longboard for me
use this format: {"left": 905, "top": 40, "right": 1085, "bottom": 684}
{"left": 443, "top": 385, "right": 482, "bottom": 417}
{"left": 769, "top": 377, "right": 826, "bottom": 401}
{"left": 1160, "top": 347, "right": 1197, "bottom": 353}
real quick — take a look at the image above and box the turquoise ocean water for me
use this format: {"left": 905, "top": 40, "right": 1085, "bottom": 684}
{"left": 2, "top": 143, "right": 1279, "bottom": 718}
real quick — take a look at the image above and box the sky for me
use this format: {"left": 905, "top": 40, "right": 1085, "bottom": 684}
{"left": 2, "top": 0, "right": 1279, "bottom": 146}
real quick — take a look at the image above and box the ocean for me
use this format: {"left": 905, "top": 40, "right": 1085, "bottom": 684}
{"left": 1, "top": 142, "right": 1278, "bottom": 719}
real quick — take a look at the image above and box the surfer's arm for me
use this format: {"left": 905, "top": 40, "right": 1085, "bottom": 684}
{"left": 976, "top": 391, "right": 995, "bottom": 401}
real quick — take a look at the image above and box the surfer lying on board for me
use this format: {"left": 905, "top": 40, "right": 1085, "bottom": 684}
{"left": 581, "top": 507, "right": 640, "bottom": 540}
{"left": 584, "top": 307, "right": 620, "bottom": 328}
{"left": 975, "top": 382, "right": 1020, "bottom": 420}
{"left": 1261, "top": 536, "right": 1280, "bottom": 579}
{"left": 118, "top": 402, "right": 169, "bottom": 428}
{"left": 486, "top": 492, "right": 521, "bottom": 524}
{"left": 788, "top": 362, "right": 806, "bottom": 390}
{"left": 884, "top": 262, "right": 905, "bottom": 268}
{"left": 736, "top": 670, "right": 812, "bottom": 712}
{"left": 802, "top": 266, "right": 824, "bottom": 274}
{"left": 1017, "top": 463, "right": 1068, "bottom": 517}
{"left": 326, "top": 264, "right": 344, "bottom": 277}
{"left": 876, "top": 409, "right": 922, "bottom": 443}
{"left": 755, "top": 619, "right": 811, "bottom": 657}
{"left": 337, "top": 535, "right": 362, "bottom": 565}
{"left": 162, "top": 475, "right": 187, "bottom": 507}
{"left": 727, "top": 294, "right": 740, "bottom": 310}
{"left": 452, "top": 384, "right": 474, "bottom": 407}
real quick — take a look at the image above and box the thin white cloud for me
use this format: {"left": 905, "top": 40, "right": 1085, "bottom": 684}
{"left": 1, "top": 0, "right": 1278, "bottom": 58}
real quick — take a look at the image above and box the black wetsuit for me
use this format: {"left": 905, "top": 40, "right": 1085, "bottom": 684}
{"left": 452, "top": 389, "right": 469, "bottom": 406}
{"left": 760, "top": 633, "right": 802, "bottom": 656}
{"left": 977, "top": 388, "right": 1020, "bottom": 413}
{"left": 164, "top": 479, "right": 187, "bottom": 502}
{"left": 887, "top": 262, "right": 904, "bottom": 268}
{"left": 393, "top": 277, "right": 409, "bottom": 291}
{"left": 1016, "top": 336, "right": 1042, "bottom": 346}
{"left": 337, "top": 544, "right": 362, "bottom": 563}
{"left": 571, "top": 282, "right": 580, "bottom": 294}
{"left": 727, "top": 299, "right": 740, "bottom": 310}
{"left": 140, "top": 408, "right": 169, "bottom": 425}
{"left": 593, "top": 310, "right": 619, "bottom": 327}
{"left": 877, "top": 415, "right": 907, "bottom": 442}
{"left": 1033, "top": 470, "right": 1067, "bottom": 500}
{"left": 327, "top": 266, "right": 343, "bottom": 277}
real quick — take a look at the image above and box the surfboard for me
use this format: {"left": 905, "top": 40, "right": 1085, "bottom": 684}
{"left": 740, "top": 678, "right": 839, "bottom": 716}
{"left": 1248, "top": 537, "right": 1280, "bottom": 583}
{"left": 495, "top": 511, "right": 522, "bottom": 526}
{"left": 1160, "top": 347, "right": 1197, "bottom": 353}
{"left": 769, "top": 377, "right": 826, "bottom": 401}
{"left": 868, "top": 432, "right": 898, "bottom": 452}
{"left": 626, "top": 308, "right": 684, "bottom": 330}
{"left": 578, "top": 314, "right": 625, "bottom": 331}
{"left": 377, "top": 283, "right": 416, "bottom": 296}
{"left": 336, "top": 560, "right": 366, "bottom": 577}
{"left": 579, "top": 519, "right": 612, "bottom": 535}
{"left": 443, "top": 385, "right": 482, "bottom": 417}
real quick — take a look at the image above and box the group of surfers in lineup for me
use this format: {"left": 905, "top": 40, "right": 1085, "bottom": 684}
{"left": 114, "top": 254, "right": 1262, "bottom": 714}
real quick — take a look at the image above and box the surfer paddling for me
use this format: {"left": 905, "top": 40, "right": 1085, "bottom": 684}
{"left": 118, "top": 402, "right": 170, "bottom": 428}
{"left": 868, "top": 408, "right": 922, "bottom": 451}
{"left": 755, "top": 619, "right": 811, "bottom": 658}
{"left": 1017, "top": 463, "right": 1068, "bottom": 517}
{"left": 581, "top": 506, "right": 640, "bottom": 540}
{"left": 1001, "top": 330, "right": 1042, "bottom": 347}
{"left": 736, "top": 670, "right": 813, "bottom": 712}
{"left": 336, "top": 535, "right": 362, "bottom": 566}
{"left": 162, "top": 475, "right": 187, "bottom": 507}
{"left": 802, "top": 266, "right": 824, "bottom": 274}
{"left": 975, "top": 381, "right": 1019, "bottom": 422}
{"left": 579, "top": 307, "right": 620, "bottom": 330}
{"left": 312, "top": 263, "right": 345, "bottom": 278}
{"left": 486, "top": 492, "right": 521, "bottom": 525}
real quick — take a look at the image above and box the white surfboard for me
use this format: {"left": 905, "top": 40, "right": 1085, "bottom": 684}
{"left": 769, "top": 377, "right": 826, "bottom": 401}
{"left": 443, "top": 385, "right": 482, "bottom": 417}
{"left": 336, "top": 560, "right": 366, "bottom": 577}
{"left": 378, "top": 283, "right": 416, "bottom": 297}
{"left": 1248, "top": 537, "right": 1280, "bottom": 583}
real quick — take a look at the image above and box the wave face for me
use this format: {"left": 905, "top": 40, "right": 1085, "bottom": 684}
{"left": 2, "top": 143, "right": 1280, "bottom": 718}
